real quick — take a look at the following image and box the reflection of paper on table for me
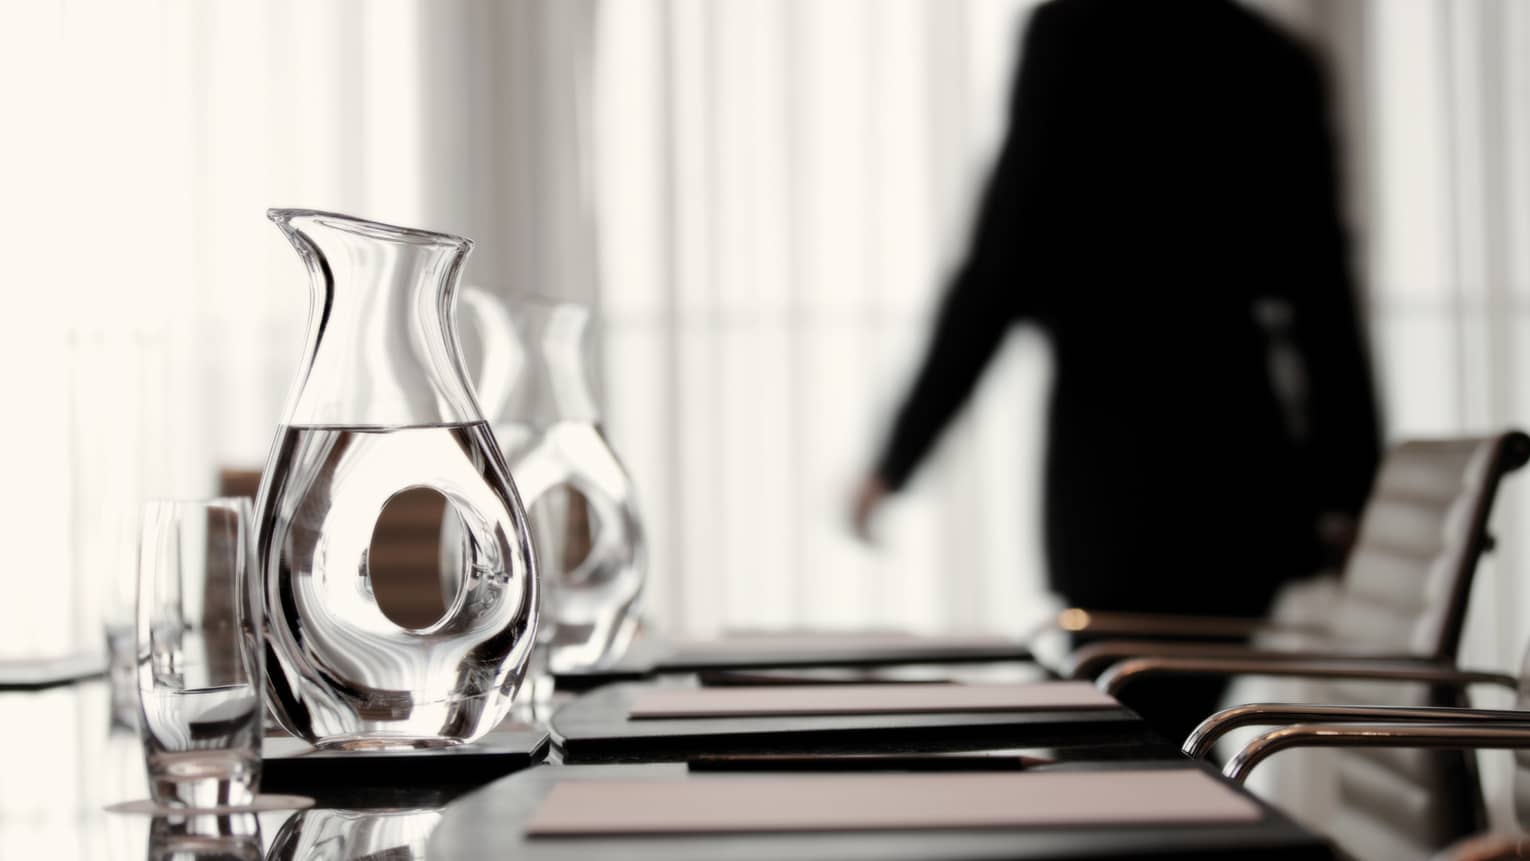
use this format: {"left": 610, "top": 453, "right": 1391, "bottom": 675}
{"left": 525, "top": 769, "right": 1262, "bottom": 835}
{"left": 668, "top": 632, "right": 1020, "bottom": 659}
{"left": 628, "top": 681, "right": 1117, "bottom": 719}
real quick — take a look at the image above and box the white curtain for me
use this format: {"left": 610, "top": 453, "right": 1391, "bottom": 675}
{"left": 0, "top": 0, "right": 598, "bottom": 653}
{"left": 0, "top": 3, "right": 593, "bottom": 855}
{"left": 1, "top": 0, "right": 1058, "bottom": 652}
{"left": 592, "top": 0, "right": 1054, "bottom": 640}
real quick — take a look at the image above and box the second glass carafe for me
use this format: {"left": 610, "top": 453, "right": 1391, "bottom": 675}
{"left": 454, "top": 290, "right": 646, "bottom": 676}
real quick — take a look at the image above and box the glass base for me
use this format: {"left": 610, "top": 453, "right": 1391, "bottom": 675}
{"left": 148, "top": 751, "right": 260, "bottom": 809}
{"left": 105, "top": 625, "right": 139, "bottom": 731}
{"left": 149, "top": 810, "right": 263, "bottom": 861}
{"left": 312, "top": 736, "right": 464, "bottom": 752}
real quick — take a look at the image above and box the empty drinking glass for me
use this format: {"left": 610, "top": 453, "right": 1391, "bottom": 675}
{"left": 136, "top": 498, "right": 264, "bottom": 809}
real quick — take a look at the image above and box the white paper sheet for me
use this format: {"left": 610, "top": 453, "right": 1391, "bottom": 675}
{"left": 668, "top": 632, "right": 1020, "bottom": 659}
{"left": 627, "top": 681, "right": 1119, "bottom": 719}
{"left": 525, "top": 769, "right": 1263, "bottom": 835}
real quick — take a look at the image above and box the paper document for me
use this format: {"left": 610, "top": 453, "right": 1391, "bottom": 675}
{"left": 628, "top": 681, "right": 1118, "bottom": 719}
{"left": 526, "top": 769, "right": 1263, "bottom": 835}
{"left": 669, "top": 632, "right": 1020, "bottom": 658}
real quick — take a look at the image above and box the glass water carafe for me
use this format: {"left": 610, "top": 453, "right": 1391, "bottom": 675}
{"left": 255, "top": 210, "right": 537, "bottom": 748}
{"left": 455, "top": 290, "right": 645, "bottom": 675}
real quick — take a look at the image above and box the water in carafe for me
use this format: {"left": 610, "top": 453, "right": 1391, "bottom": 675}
{"left": 258, "top": 422, "right": 534, "bottom": 746}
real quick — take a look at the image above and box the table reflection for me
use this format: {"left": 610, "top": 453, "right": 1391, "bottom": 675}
{"left": 0, "top": 682, "right": 448, "bottom": 861}
{"left": 265, "top": 807, "right": 443, "bottom": 860}
{"left": 146, "top": 811, "right": 262, "bottom": 861}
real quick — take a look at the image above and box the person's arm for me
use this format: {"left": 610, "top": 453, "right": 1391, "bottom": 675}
{"left": 871, "top": 4, "right": 1070, "bottom": 493}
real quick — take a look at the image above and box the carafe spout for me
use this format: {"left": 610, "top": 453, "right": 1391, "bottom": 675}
{"left": 266, "top": 209, "right": 481, "bottom": 428}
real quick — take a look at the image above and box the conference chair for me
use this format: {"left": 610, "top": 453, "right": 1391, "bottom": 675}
{"left": 1080, "top": 432, "right": 1530, "bottom": 859}
{"left": 1181, "top": 641, "right": 1530, "bottom": 861}
{"left": 1060, "top": 432, "right": 1530, "bottom": 683}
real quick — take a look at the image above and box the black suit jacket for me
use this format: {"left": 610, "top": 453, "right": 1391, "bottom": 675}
{"left": 874, "top": 0, "right": 1381, "bottom": 615}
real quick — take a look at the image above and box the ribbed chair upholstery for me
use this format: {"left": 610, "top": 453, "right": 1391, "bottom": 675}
{"left": 1071, "top": 433, "right": 1530, "bottom": 677}
{"left": 1317, "top": 438, "right": 1526, "bottom": 858}
{"left": 1089, "top": 431, "right": 1530, "bottom": 861}
{"left": 1326, "top": 437, "right": 1521, "bottom": 661}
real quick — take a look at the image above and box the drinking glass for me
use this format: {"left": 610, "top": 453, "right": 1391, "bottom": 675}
{"left": 136, "top": 498, "right": 264, "bottom": 808}
{"left": 106, "top": 512, "right": 143, "bottom": 730}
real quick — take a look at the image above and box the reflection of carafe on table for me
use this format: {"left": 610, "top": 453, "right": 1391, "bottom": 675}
{"left": 148, "top": 810, "right": 263, "bottom": 861}
{"left": 266, "top": 806, "right": 442, "bottom": 860}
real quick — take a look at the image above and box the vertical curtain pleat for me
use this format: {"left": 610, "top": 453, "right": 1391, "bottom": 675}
{"left": 0, "top": 0, "right": 599, "bottom": 662}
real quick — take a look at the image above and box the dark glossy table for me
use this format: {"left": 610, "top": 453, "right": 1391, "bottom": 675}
{"left": 0, "top": 680, "right": 548, "bottom": 859}
{"left": 555, "top": 634, "right": 1038, "bottom": 691}
{"left": 0, "top": 676, "right": 1335, "bottom": 861}
{"left": 427, "top": 761, "right": 1336, "bottom": 860}
{"left": 262, "top": 720, "right": 550, "bottom": 805}
{"left": 551, "top": 681, "right": 1145, "bottom": 762}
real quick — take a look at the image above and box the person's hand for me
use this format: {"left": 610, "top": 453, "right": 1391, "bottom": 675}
{"left": 1317, "top": 512, "right": 1359, "bottom": 569}
{"left": 850, "top": 474, "right": 891, "bottom": 545}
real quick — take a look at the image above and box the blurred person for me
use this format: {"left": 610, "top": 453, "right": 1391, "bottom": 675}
{"left": 852, "top": 0, "right": 1381, "bottom": 742}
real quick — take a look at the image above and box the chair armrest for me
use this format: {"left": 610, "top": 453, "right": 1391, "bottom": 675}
{"left": 1066, "top": 640, "right": 1421, "bottom": 680}
{"left": 1097, "top": 655, "right": 1516, "bottom": 697}
{"left": 1049, "top": 609, "right": 1269, "bottom": 639}
{"left": 1222, "top": 721, "right": 1530, "bottom": 784}
{"left": 1183, "top": 702, "right": 1530, "bottom": 759}
{"left": 1433, "top": 831, "right": 1530, "bottom": 861}
{"left": 1043, "top": 609, "right": 1330, "bottom": 645}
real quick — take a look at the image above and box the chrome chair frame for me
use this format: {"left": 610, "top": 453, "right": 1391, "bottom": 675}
{"left": 1067, "top": 642, "right": 1424, "bottom": 681}
{"left": 1179, "top": 653, "right": 1530, "bottom": 858}
{"left": 1080, "top": 433, "right": 1530, "bottom": 860}
{"left": 1220, "top": 721, "right": 1530, "bottom": 785}
{"left": 1184, "top": 700, "right": 1526, "bottom": 761}
{"left": 1098, "top": 656, "right": 1516, "bottom": 699}
{"left": 1436, "top": 831, "right": 1530, "bottom": 861}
